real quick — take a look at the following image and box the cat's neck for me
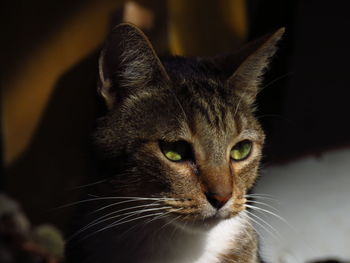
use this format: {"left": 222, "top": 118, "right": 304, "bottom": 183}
{"left": 107, "top": 213, "right": 247, "bottom": 263}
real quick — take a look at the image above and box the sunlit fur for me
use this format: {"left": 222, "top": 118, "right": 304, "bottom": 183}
{"left": 65, "top": 24, "right": 284, "bottom": 263}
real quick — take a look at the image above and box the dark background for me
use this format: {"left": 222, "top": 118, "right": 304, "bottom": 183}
{"left": 249, "top": 0, "right": 350, "bottom": 163}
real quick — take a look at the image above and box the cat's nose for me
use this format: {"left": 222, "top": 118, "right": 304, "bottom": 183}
{"left": 205, "top": 192, "right": 232, "bottom": 209}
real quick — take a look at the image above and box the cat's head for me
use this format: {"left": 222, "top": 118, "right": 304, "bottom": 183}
{"left": 95, "top": 23, "right": 284, "bottom": 228}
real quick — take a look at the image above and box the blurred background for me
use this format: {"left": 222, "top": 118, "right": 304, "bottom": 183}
{"left": 1, "top": 0, "right": 350, "bottom": 262}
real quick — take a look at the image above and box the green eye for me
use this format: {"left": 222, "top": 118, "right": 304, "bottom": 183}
{"left": 165, "top": 151, "right": 182, "bottom": 161}
{"left": 160, "top": 141, "right": 192, "bottom": 162}
{"left": 230, "top": 140, "right": 252, "bottom": 161}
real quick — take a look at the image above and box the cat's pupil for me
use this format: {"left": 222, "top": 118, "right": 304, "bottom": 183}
{"left": 230, "top": 140, "right": 252, "bottom": 161}
{"left": 159, "top": 140, "right": 193, "bottom": 162}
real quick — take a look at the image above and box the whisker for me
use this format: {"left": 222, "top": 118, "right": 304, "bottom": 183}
{"left": 89, "top": 199, "right": 163, "bottom": 215}
{"left": 246, "top": 200, "right": 279, "bottom": 212}
{"left": 87, "top": 202, "right": 162, "bottom": 227}
{"left": 158, "top": 215, "right": 182, "bottom": 232}
{"left": 66, "top": 179, "right": 107, "bottom": 191}
{"left": 54, "top": 196, "right": 176, "bottom": 210}
{"left": 142, "top": 208, "right": 182, "bottom": 228}
{"left": 244, "top": 194, "right": 279, "bottom": 203}
{"left": 245, "top": 193, "right": 275, "bottom": 198}
{"left": 68, "top": 206, "right": 172, "bottom": 241}
{"left": 104, "top": 207, "right": 171, "bottom": 226}
{"left": 149, "top": 210, "right": 185, "bottom": 238}
{"left": 245, "top": 210, "right": 281, "bottom": 239}
{"left": 242, "top": 212, "right": 278, "bottom": 240}
{"left": 260, "top": 72, "right": 294, "bottom": 91}
{"left": 239, "top": 212, "right": 265, "bottom": 243}
{"left": 119, "top": 209, "right": 182, "bottom": 240}
{"left": 245, "top": 204, "right": 290, "bottom": 226}
{"left": 87, "top": 194, "right": 100, "bottom": 198}
{"left": 83, "top": 212, "right": 168, "bottom": 241}
{"left": 236, "top": 213, "right": 256, "bottom": 244}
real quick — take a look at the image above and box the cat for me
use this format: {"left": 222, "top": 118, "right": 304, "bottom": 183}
{"left": 65, "top": 23, "right": 284, "bottom": 263}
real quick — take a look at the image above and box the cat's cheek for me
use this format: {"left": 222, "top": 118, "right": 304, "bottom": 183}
{"left": 234, "top": 159, "right": 261, "bottom": 191}
{"left": 166, "top": 162, "right": 199, "bottom": 189}
{"left": 230, "top": 144, "right": 263, "bottom": 192}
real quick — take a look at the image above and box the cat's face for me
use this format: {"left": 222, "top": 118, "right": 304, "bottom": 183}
{"left": 95, "top": 24, "right": 283, "bottom": 229}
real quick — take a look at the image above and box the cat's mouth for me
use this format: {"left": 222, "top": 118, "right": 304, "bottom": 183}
{"left": 164, "top": 198, "right": 245, "bottom": 232}
{"left": 208, "top": 204, "right": 244, "bottom": 221}
{"left": 165, "top": 197, "right": 246, "bottom": 220}
{"left": 203, "top": 198, "right": 246, "bottom": 220}
{"left": 200, "top": 212, "right": 232, "bottom": 227}
{"left": 169, "top": 207, "right": 244, "bottom": 233}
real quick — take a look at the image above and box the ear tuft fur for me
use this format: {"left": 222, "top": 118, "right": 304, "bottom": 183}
{"left": 228, "top": 27, "right": 285, "bottom": 105}
{"left": 98, "top": 23, "right": 169, "bottom": 110}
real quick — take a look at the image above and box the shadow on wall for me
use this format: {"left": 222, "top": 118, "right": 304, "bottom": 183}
{"left": 2, "top": 0, "right": 123, "bottom": 230}
{"left": 5, "top": 51, "right": 101, "bottom": 229}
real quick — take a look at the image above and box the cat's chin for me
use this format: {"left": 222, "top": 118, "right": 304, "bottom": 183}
{"left": 169, "top": 212, "right": 239, "bottom": 234}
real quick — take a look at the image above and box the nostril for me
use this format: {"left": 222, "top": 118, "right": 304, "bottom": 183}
{"left": 205, "top": 192, "right": 231, "bottom": 209}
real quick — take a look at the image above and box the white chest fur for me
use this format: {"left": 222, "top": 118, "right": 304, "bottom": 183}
{"left": 149, "top": 215, "right": 246, "bottom": 263}
{"left": 193, "top": 216, "right": 245, "bottom": 263}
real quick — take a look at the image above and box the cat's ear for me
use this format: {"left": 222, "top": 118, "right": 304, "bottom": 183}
{"left": 98, "top": 23, "right": 170, "bottom": 109}
{"left": 225, "top": 28, "right": 285, "bottom": 105}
